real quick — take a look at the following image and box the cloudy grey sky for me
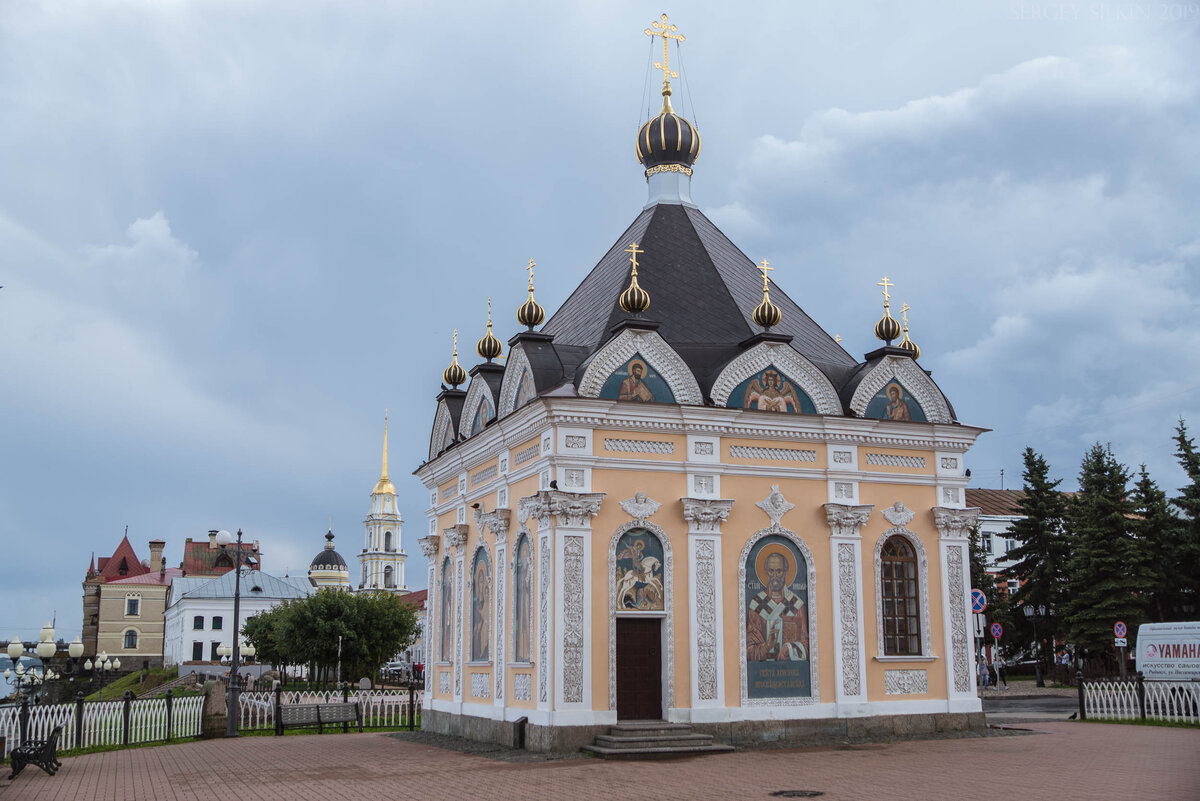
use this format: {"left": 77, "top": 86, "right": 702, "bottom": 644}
{"left": 2, "top": 1, "right": 1197, "bottom": 642}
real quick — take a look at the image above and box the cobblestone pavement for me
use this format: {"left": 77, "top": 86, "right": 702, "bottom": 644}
{"left": 2, "top": 722, "right": 1196, "bottom": 800}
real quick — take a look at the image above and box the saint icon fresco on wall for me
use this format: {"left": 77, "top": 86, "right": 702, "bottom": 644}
{"left": 471, "top": 550, "right": 491, "bottom": 661}
{"left": 864, "top": 380, "right": 926, "bottom": 422}
{"left": 599, "top": 354, "right": 675, "bottom": 404}
{"left": 744, "top": 535, "right": 811, "bottom": 698}
{"left": 728, "top": 366, "right": 816, "bottom": 414}
{"left": 614, "top": 530, "right": 665, "bottom": 611}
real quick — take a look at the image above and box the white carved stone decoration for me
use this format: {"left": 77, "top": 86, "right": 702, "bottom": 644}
{"left": 737, "top": 527, "right": 819, "bottom": 706}
{"left": 940, "top": 457, "right": 958, "bottom": 470}
{"left": 694, "top": 475, "right": 715, "bottom": 494}
{"left": 730, "top": 446, "right": 817, "bottom": 462}
{"left": 494, "top": 548, "right": 505, "bottom": 700}
{"left": 604, "top": 438, "right": 675, "bottom": 454}
{"left": 513, "top": 673, "right": 532, "bottom": 701}
{"left": 838, "top": 542, "right": 861, "bottom": 697}
{"left": 620, "top": 492, "right": 661, "bottom": 522}
{"left": 756, "top": 485, "right": 795, "bottom": 528}
{"left": 933, "top": 507, "right": 981, "bottom": 540}
{"left": 454, "top": 559, "right": 464, "bottom": 697}
{"left": 607, "top": 520, "right": 674, "bottom": 714}
{"left": 681, "top": 498, "right": 734, "bottom": 534}
{"left": 518, "top": 494, "right": 552, "bottom": 526}
{"left": 442, "top": 524, "right": 468, "bottom": 550}
{"left": 694, "top": 441, "right": 714, "bottom": 456}
{"left": 471, "top": 465, "right": 498, "bottom": 486}
{"left": 513, "top": 443, "right": 540, "bottom": 466}
{"left": 695, "top": 539, "right": 719, "bottom": 701}
{"left": 708, "top": 340, "right": 842, "bottom": 414}
{"left": 848, "top": 355, "right": 953, "bottom": 423}
{"left": 538, "top": 534, "right": 550, "bottom": 703}
{"left": 564, "top": 469, "right": 585, "bottom": 488}
{"left": 470, "top": 673, "right": 491, "bottom": 698}
{"left": 835, "top": 482, "right": 854, "bottom": 499}
{"left": 824, "top": 504, "right": 873, "bottom": 539}
{"left": 425, "top": 563, "right": 436, "bottom": 694}
{"left": 873, "top": 528, "right": 933, "bottom": 658}
{"left": 438, "top": 672, "right": 451, "bottom": 694}
{"left": 499, "top": 456, "right": 509, "bottom": 473}
{"left": 497, "top": 345, "right": 535, "bottom": 417}
{"left": 418, "top": 535, "right": 441, "bottom": 558}
{"left": 459, "top": 375, "right": 498, "bottom": 440}
{"left": 562, "top": 535, "right": 586, "bottom": 704}
{"left": 947, "top": 545, "right": 970, "bottom": 692}
{"left": 429, "top": 402, "right": 455, "bottom": 461}
{"left": 882, "top": 501, "right": 916, "bottom": 527}
{"left": 577, "top": 327, "right": 703, "bottom": 404}
{"left": 942, "top": 487, "right": 959, "bottom": 504}
{"left": 459, "top": 477, "right": 466, "bottom": 493}
{"left": 884, "top": 669, "right": 928, "bottom": 694}
{"left": 545, "top": 491, "right": 604, "bottom": 528}
{"left": 832, "top": 451, "right": 853, "bottom": 464}
{"left": 866, "top": 453, "right": 927, "bottom": 469}
{"left": 473, "top": 506, "right": 512, "bottom": 545}
{"left": 565, "top": 435, "right": 587, "bottom": 449}
{"left": 498, "top": 488, "right": 508, "bottom": 507}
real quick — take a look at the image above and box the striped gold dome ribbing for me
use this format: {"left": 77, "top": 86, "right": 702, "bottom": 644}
{"left": 442, "top": 330, "right": 467, "bottom": 388}
{"left": 752, "top": 259, "right": 781, "bottom": 330}
{"left": 476, "top": 297, "right": 503, "bottom": 362}
{"left": 619, "top": 241, "right": 651, "bottom": 314}
{"left": 517, "top": 258, "right": 545, "bottom": 330}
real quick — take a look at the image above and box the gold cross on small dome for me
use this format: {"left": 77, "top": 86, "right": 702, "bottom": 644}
{"left": 645, "top": 13, "right": 685, "bottom": 92}
{"left": 624, "top": 241, "right": 645, "bottom": 274}
{"left": 877, "top": 276, "right": 894, "bottom": 303}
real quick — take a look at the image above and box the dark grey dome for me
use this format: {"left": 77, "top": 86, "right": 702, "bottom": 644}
{"left": 310, "top": 530, "right": 347, "bottom": 570}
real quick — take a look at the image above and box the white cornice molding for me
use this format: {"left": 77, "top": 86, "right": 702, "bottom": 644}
{"left": 848, "top": 355, "right": 953, "bottom": 424}
{"left": 709, "top": 341, "right": 842, "bottom": 414}
{"left": 577, "top": 328, "right": 702, "bottom": 404}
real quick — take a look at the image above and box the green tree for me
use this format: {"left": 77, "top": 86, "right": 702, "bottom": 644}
{"left": 1063, "top": 444, "right": 1150, "bottom": 654}
{"left": 1168, "top": 420, "right": 1200, "bottom": 615}
{"left": 968, "top": 524, "right": 1011, "bottom": 653}
{"left": 1003, "top": 448, "right": 1070, "bottom": 619}
{"left": 1129, "top": 464, "right": 1181, "bottom": 622}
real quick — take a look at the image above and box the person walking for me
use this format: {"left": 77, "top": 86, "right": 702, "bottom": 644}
{"left": 996, "top": 657, "right": 1008, "bottom": 689}
{"left": 978, "top": 657, "right": 990, "bottom": 690}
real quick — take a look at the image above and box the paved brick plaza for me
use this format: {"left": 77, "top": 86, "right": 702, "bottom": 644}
{"left": 3, "top": 722, "right": 1197, "bottom": 800}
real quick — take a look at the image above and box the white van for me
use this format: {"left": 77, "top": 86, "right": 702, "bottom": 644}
{"left": 1135, "top": 621, "right": 1200, "bottom": 680}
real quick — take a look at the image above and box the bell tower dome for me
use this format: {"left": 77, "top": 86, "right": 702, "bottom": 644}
{"left": 360, "top": 414, "right": 406, "bottom": 593}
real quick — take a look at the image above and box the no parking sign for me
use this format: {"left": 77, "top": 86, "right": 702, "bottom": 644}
{"left": 1114, "top": 621, "right": 1127, "bottom": 638}
{"left": 990, "top": 622, "right": 1003, "bottom": 640}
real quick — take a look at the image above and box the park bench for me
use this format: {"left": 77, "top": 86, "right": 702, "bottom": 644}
{"left": 8, "top": 724, "right": 63, "bottom": 780}
{"left": 276, "top": 702, "right": 362, "bottom": 735}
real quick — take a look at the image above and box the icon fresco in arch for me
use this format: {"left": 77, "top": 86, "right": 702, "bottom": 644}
{"left": 614, "top": 529, "right": 665, "bottom": 611}
{"left": 745, "top": 535, "right": 811, "bottom": 699}
{"left": 864, "top": 380, "right": 926, "bottom": 422}
{"left": 515, "top": 368, "right": 537, "bottom": 408}
{"left": 599, "top": 353, "right": 675, "bottom": 403}
{"left": 470, "top": 549, "right": 491, "bottom": 661}
{"left": 512, "top": 534, "right": 532, "bottom": 663}
{"left": 439, "top": 558, "right": 453, "bottom": 662}
{"left": 470, "top": 395, "right": 494, "bottom": 436}
{"left": 729, "top": 366, "right": 816, "bottom": 414}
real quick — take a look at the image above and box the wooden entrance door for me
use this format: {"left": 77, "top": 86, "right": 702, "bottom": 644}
{"left": 615, "top": 617, "right": 662, "bottom": 720}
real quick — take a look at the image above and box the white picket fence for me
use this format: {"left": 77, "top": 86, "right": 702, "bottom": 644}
{"left": 238, "top": 688, "right": 422, "bottom": 731}
{"left": 0, "top": 695, "right": 204, "bottom": 758}
{"left": 1082, "top": 678, "right": 1200, "bottom": 723}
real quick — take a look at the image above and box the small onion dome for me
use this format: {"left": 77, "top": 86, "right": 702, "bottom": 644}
{"left": 635, "top": 90, "right": 701, "bottom": 176}
{"left": 897, "top": 331, "right": 921, "bottom": 360}
{"left": 753, "top": 294, "right": 781, "bottom": 329}
{"left": 517, "top": 258, "right": 545, "bottom": 330}
{"left": 476, "top": 298, "right": 503, "bottom": 361}
{"left": 874, "top": 312, "right": 902, "bottom": 343}
{"left": 311, "top": 530, "right": 347, "bottom": 569}
{"left": 619, "top": 241, "right": 650, "bottom": 314}
{"left": 443, "top": 329, "right": 467, "bottom": 387}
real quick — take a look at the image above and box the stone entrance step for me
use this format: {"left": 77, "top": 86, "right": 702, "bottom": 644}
{"left": 581, "top": 721, "right": 734, "bottom": 760}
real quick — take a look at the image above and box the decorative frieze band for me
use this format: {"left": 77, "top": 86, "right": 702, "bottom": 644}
{"left": 470, "top": 465, "right": 498, "bottom": 486}
{"left": 604, "top": 438, "right": 675, "bottom": 454}
{"left": 884, "top": 669, "right": 928, "bottom": 695}
{"left": 513, "top": 443, "right": 541, "bottom": 466}
{"left": 865, "top": 453, "right": 927, "bottom": 468}
{"left": 730, "top": 445, "right": 817, "bottom": 462}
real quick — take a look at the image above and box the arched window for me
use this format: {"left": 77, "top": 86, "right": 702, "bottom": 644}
{"left": 384, "top": 531, "right": 393, "bottom": 552}
{"left": 123, "top": 630, "right": 138, "bottom": 649}
{"left": 880, "top": 535, "right": 921, "bottom": 656}
{"left": 362, "top": 564, "right": 368, "bottom": 587}
{"left": 439, "top": 558, "right": 453, "bottom": 662}
{"left": 384, "top": 565, "right": 395, "bottom": 588}
{"left": 470, "top": 549, "right": 491, "bottom": 661}
{"left": 512, "top": 535, "right": 532, "bottom": 663}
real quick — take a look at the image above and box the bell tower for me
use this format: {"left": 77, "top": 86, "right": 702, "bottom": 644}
{"left": 360, "top": 415, "right": 406, "bottom": 592}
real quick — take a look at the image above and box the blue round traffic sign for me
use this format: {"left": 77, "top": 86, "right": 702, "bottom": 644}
{"left": 1114, "top": 621, "right": 1126, "bottom": 637}
{"left": 971, "top": 589, "right": 987, "bottom": 614}
{"left": 990, "top": 622, "right": 1003, "bottom": 639}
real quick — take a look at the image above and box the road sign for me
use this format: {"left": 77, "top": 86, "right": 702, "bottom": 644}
{"left": 1114, "top": 637, "right": 1127, "bottom": 647}
{"left": 990, "top": 622, "right": 1003, "bottom": 639}
{"left": 1114, "top": 621, "right": 1127, "bottom": 638}
{"left": 973, "top": 613, "right": 986, "bottom": 639}
{"left": 970, "top": 589, "right": 987, "bottom": 613}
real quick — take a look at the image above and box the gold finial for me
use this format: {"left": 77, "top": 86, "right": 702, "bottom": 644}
{"left": 382, "top": 412, "right": 388, "bottom": 479}
{"left": 873, "top": 277, "right": 902, "bottom": 344}
{"left": 477, "top": 296, "right": 503, "bottom": 361}
{"left": 374, "top": 412, "right": 396, "bottom": 494}
{"left": 897, "top": 302, "right": 921, "bottom": 360}
{"left": 835, "top": 334, "right": 842, "bottom": 343}
{"left": 517, "top": 258, "right": 545, "bottom": 329}
{"left": 619, "top": 241, "right": 651, "bottom": 314}
{"left": 645, "top": 13, "right": 685, "bottom": 111}
{"left": 752, "top": 258, "right": 781, "bottom": 329}
{"left": 443, "top": 329, "right": 467, "bottom": 387}
{"left": 877, "top": 276, "right": 894, "bottom": 305}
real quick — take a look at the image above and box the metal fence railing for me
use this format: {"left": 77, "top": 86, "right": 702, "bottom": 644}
{"left": 1077, "top": 672, "right": 1200, "bottom": 724}
{"left": 1, "top": 691, "right": 203, "bottom": 758}
{"left": 237, "top": 686, "right": 422, "bottom": 733}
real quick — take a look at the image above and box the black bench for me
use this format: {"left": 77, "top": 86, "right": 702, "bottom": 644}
{"left": 9, "top": 724, "right": 63, "bottom": 780}
{"left": 276, "top": 702, "right": 362, "bottom": 735}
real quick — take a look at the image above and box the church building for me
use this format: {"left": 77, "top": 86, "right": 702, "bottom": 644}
{"left": 415, "top": 16, "right": 985, "bottom": 752}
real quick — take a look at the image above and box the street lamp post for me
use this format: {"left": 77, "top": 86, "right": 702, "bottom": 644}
{"left": 215, "top": 529, "right": 245, "bottom": 738}
{"left": 85, "top": 650, "right": 121, "bottom": 700}
{"left": 1023, "top": 604, "right": 1050, "bottom": 688}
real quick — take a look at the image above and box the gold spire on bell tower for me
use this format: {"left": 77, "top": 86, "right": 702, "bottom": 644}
{"left": 373, "top": 413, "right": 396, "bottom": 495}
{"left": 752, "top": 259, "right": 781, "bottom": 329}
{"left": 517, "top": 258, "right": 546, "bottom": 330}
{"left": 645, "top": 13, "right": 685, "bottom": 112}
{"left": 897, "top": 301, "right": 921, "bottom": 360}
{"left": 619, "top": 241, "right": 651, "bottom": 314}
{"left": 873, "top": 276, "right": 902, "bottom": 344}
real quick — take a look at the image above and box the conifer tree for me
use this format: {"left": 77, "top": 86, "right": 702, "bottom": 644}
{"left": 1129, "top": 464, "right": 1180, "bottom": 622}
{"left": 1063, "top": 444, "right": 1149, "bottom": 654}
{"left": 1169, "top": 420, "right": 1200, "bottom": 613}
{"left": 1003, "top": 448, "right": 1070, "bottom": 613}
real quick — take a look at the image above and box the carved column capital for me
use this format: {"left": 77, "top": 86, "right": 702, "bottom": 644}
{"left": 442, "top": 524, "right": 469, "bottom": 550}
{"left": 932, "top": 506, "right": 981, "bottom": 540}
{"left": 417, "top": 535, "right": 441, "bottom": 558}
{"left": 681, "top": 498, "right": 734, "bottom": 534}
{"left": 473, "top": 507, "right": 512, "bottom": 544}
{"left": 824, "top": 503, "right": 874, "bottom": 539}
{"left": 547, "top": 490, "right": 605, "bottom": 528}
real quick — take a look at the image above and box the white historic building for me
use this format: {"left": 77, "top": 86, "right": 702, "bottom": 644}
{"left": 359, "top": 417, "right": 407, "bottom": 592}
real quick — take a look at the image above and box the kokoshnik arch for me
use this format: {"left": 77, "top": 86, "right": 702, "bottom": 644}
{"left": 413, "top": 14, "right": 987, "bottom": 751}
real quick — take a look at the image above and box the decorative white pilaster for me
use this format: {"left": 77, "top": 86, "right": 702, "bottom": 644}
{"left": 824, "top": 503, "right": 873, "bottom": 710}
{"left": 682, "top": 498, "right": 733, "bottom": 713}
{"left": 518, "top": 494, "right": 555, "bottom": 713}
{"left": 548, "top": 491, "right": 604, "bottom": 712}
{"left": 933, "top": 507, "right": 981, "bottom": 707}
{"left": 417, "top": 535, "right": 440, "bottom": 707}
{"left": 443, "top": 524, "right": 468, "bottom": 705}
{"left": 475, "top": 506, "right": 511, "bottom": 707}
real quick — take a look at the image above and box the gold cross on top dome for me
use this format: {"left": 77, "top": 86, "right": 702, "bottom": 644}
{"left": 877, "top": 276, "right": 894, "bottom": 304}
{"left": 757, "top": 259, "right": 774, "bottom": 291}
{"left": 645, "top": 13, "right": 685, "bottom": 96}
